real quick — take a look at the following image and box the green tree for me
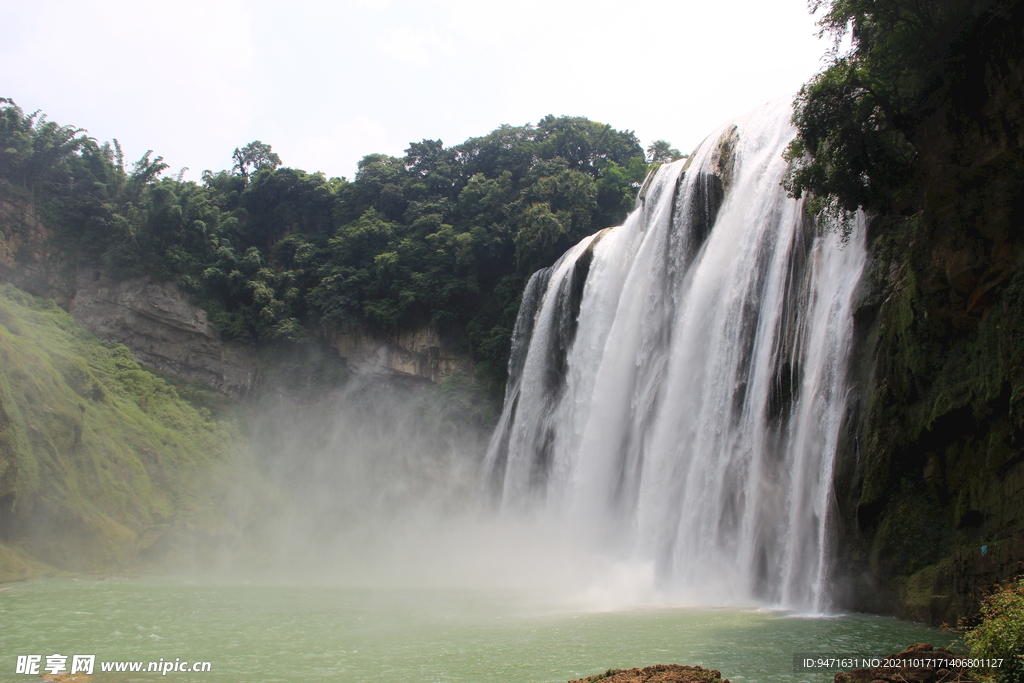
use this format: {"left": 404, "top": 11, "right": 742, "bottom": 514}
{"left": 456, "top": 124, "right": 535, "bottom": 183}
{"left": 123, "top": 151, "right": 169, "bottom": 204}
{"left": 238, "top": 167, "right": 334, "bottom": 250}
{"left": 351, "top": 153, "right": 408, "bottom": 221}
{"left": 534, "top": 115, "right": 644, "bottom": 175}
{"left": 0, "top": 98, "right": 90, "bottom": 195}
{"left": 646, "top": 140, "right": 685, "bottom": 164}
{"left": 231, "top": 140, "right": 282, "bottom": 180}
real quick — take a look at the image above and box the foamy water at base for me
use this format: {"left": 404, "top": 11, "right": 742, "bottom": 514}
{"left": 1, "top": 576, "right": 953, "bottom": 682}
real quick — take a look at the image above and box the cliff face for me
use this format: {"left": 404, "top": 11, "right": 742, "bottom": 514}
{"left": 65, "top": 270, "right": 474, "bottom": 394}
{"left": 0, "top": 196, "right": 473, "bottom": 394}
{"left": 833, "top": 58, "right": 1024, "bottom": 623}
{"left": 69, "top": 270, "right": 258, "bottom": 397}
{"left": 327, "top": 325, "right": 473, "bottom": 383}
{"left": 0, "top": 197, "right": 76, "bottom": 307}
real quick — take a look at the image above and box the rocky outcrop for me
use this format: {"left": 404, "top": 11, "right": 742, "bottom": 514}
{"left": 69, "top": 270, "right": 258, "bottom": 397}
{"left": 0, "top": 197, "right": 76, "bottom": 306}
{"left": 569, "top": 665, "right": 728, "bottom": 683}
{"left": 66, "top": 271, "right": 474, "bottom": 394}
{"left": 326, "top": 324, "right": 473, "bottom": 382}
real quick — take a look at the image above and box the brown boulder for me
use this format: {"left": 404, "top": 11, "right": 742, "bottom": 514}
{"left": 569, "top": 664, "right": 729, "bottom": 683}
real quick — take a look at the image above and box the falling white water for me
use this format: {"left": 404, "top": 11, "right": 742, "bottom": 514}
{"left": 484, "top": 100, "right": 866, "bottom": 611}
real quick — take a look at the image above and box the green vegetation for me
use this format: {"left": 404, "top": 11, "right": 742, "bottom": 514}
{"left": 0, "top": 283, "right": 255, "bottom": 578}
{"left": 0, "top": 98, "right": 656, "bottom": 392}
{"left": 786, "top": 0, "right": 1023, "bottom": 220}
{"left": 964, "top": 579, "right": 1024, "bottom": 683}
{"left": 645, "top": 140, "right": 686, "bottom": 164}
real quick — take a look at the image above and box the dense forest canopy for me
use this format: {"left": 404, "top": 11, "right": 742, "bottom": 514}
{"left": 0, "top": 99, "right": 686, "bottom": 390}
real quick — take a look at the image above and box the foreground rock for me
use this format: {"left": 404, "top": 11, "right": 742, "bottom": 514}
{"left": 834, "top": 644, "right": 975, "bottom": 683}
{"left": 569, "top": 664, "right": 728, "bottom": 683}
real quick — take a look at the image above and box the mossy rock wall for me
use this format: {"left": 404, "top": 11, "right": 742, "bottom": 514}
{"left": 831, "top": 70, "right": 1024, "bottom": 622}
{"left": 0, "top": 283, "right": 256, "bottom": 579}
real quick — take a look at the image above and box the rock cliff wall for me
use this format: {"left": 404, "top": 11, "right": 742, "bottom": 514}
{"left": 68, "top": 270, "right": 259, "bottom": 396}
{"left": 326, "top": 325, "right": 473, "bottom": 383}
{"left": 0, "top": 197, "right": 76, "bottom": 306}
{"left": 831, "top": 58, "right": 1024, "bottom": 623}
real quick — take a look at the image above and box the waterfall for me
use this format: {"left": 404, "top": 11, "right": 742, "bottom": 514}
{"left": 483, "top": 100, "right": 866, "bottom": 611}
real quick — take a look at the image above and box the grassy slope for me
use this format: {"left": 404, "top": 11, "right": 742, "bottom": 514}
{"left": 0, "top": 283, "right": 255, "bottom": 580}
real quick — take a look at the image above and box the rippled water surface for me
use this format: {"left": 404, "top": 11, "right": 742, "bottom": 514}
{"left": 0, "top": 576, "right": 957, "bottom": 682}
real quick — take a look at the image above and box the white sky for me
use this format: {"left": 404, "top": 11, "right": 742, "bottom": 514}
{"left": 1, "top": 0, "right": 831, "bottom": 182}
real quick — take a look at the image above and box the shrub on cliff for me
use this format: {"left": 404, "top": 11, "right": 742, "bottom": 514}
{"left": 964, "top": 579, "right": 1024, "bottom": 683}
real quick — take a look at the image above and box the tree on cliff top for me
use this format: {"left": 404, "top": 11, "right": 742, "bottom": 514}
{"left": 0, "top": 98, "right": 90, "bottom": 195}
{"left": 646, "top": 140, "right": 685, "bottom": 164}
{"left": 231, "top": 140, "right": 282, "bottom": 180}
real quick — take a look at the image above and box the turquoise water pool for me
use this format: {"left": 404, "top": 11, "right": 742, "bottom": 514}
{"left": 0, "top": 576, "right": 955, "bottom": 682}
